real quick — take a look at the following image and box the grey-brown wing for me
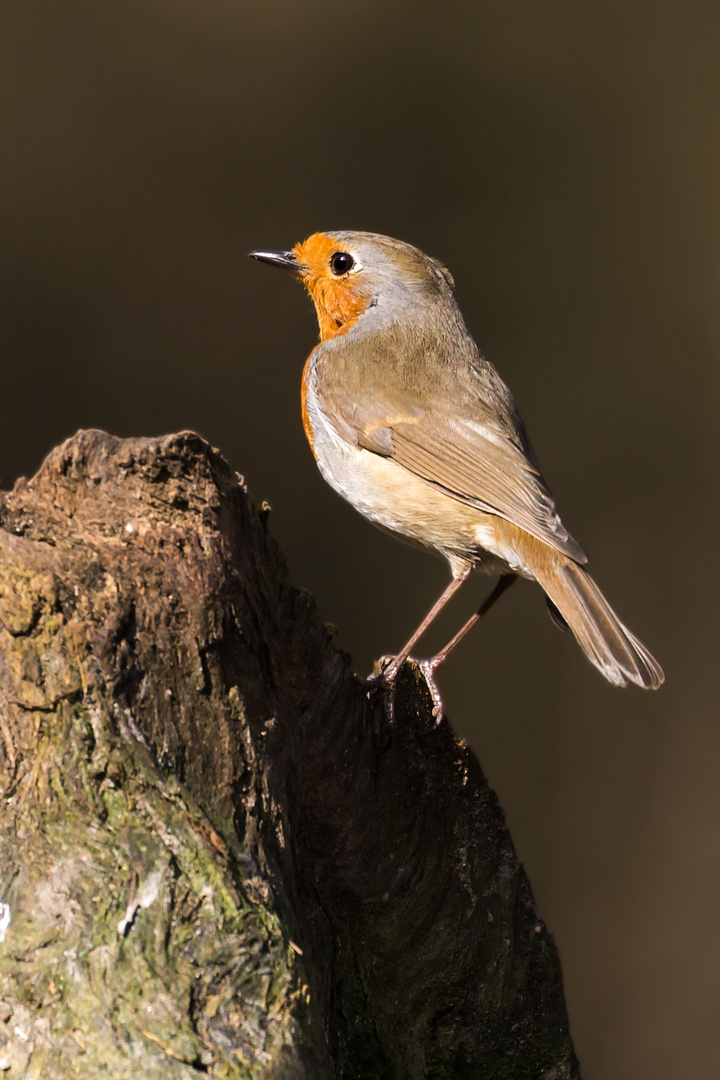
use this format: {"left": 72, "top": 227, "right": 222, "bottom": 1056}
{"left": 324, "top": 392, "right": 587, "bottom": 565}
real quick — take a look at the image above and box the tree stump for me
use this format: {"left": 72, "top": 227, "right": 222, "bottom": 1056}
{"left": 0, "top": 430, "right": 579, "bottom": 1078}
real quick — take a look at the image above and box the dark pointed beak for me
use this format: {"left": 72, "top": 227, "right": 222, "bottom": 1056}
{"left": 249, "top": 249, "right": 307, "bottom": 274}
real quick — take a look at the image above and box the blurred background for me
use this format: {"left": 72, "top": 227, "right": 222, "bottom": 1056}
{"left": 1, "top": 1, "right": 718, "bottom": 1075}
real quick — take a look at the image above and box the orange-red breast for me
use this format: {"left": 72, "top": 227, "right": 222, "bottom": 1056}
{"left": 251, "top": 231, "right": 663, "bottom": 715}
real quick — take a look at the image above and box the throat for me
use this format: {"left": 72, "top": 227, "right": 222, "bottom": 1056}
{"left": 317, "top": 310, "right": 348, "bottom": 341}
{"left": 310, "top": 281, "right": 371, "bottom": 342}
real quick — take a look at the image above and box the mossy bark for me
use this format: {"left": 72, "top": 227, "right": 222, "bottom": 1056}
{"left": 0, "top": 430, "right": 580, "bottom": 1078}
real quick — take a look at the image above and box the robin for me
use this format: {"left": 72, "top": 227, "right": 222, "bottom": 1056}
{"left": 251, "top": 231, "right": 664, "bottom": 716}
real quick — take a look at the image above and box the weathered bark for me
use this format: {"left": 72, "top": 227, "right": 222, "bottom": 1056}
{"left": 0, "top": 430, "right": 579, "bottom": 1079}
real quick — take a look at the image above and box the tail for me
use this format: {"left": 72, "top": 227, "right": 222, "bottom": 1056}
{"left": 533, "top": 558, "right": 664, "bottom": 689}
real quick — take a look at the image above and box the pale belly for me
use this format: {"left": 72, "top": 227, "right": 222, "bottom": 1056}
{"left": 303, "top": 369, "right": 532, "bottom": 580}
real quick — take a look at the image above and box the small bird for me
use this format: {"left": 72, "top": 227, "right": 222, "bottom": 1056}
{"left": 251, "top": 231, "right": 663, "bottom": 716}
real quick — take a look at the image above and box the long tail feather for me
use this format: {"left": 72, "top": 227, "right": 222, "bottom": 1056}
{"left": 535, "top": 559, "right": 664, "bottom": 689}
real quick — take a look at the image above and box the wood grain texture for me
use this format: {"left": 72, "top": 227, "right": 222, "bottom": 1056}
{"left": 0, "top": 430, "right": 579, "bottom": 1079}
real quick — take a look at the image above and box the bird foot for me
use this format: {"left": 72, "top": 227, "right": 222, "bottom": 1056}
{"left": 417, "top": 659, "right": 444, "bottom": 724}
{"left": 359, "top": 656, "right": 444, "bottom": 726}
{"left": 358, "top": 659, "right": 398, "bottom": 724}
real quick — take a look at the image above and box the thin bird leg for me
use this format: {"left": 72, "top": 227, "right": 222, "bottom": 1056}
{"left": 430, "top": 574, "right": 517, "bottom": 670}
{"left": 419, "top": 574, "right": 518, "bottom": 720}
{"left": 378, "top": 564, "right": 472, "bottom": 686}
{"left": 362, "top": 566, "right": 472, "bottom": 724}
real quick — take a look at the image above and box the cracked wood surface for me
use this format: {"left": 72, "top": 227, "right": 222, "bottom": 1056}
{"left": 0, "top": 430, "right": 579, "bottom": 1078}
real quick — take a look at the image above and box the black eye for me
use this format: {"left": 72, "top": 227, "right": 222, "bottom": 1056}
{"left": 330, "top": 251, "right": 355, "bottom": 276}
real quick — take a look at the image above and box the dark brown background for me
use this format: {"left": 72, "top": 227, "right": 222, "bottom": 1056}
{"left": 1, "top": 2, "right": 717, "bottom": 1077}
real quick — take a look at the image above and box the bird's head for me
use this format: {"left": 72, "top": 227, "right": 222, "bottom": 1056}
{"left": 251, "top": 231, "right": 455, "bottom": 342}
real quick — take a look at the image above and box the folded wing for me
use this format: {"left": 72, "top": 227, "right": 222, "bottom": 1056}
{"left": 325, "top": 390, "right": 588, "bottom": 565}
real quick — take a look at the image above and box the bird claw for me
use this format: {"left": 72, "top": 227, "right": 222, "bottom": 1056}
{"left": 417, "top": 660, "right": 444, "bottom": 724}
{"left": 359, "top": 656, "right": 444, "bottom": 726}
{"left": 358, "top": 665, "right": 397, "bottom": 725}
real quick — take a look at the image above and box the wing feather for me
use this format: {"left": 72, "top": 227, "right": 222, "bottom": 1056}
{"left": 390, "top": 419, "right": 587, "bottom": 563}
{"left": 322, "top": 389, "right": 587, "bottom": 564}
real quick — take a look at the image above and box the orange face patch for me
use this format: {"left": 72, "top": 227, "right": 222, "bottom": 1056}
{"left": 294, "top": 233, "right": 371, "bottom": 341}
